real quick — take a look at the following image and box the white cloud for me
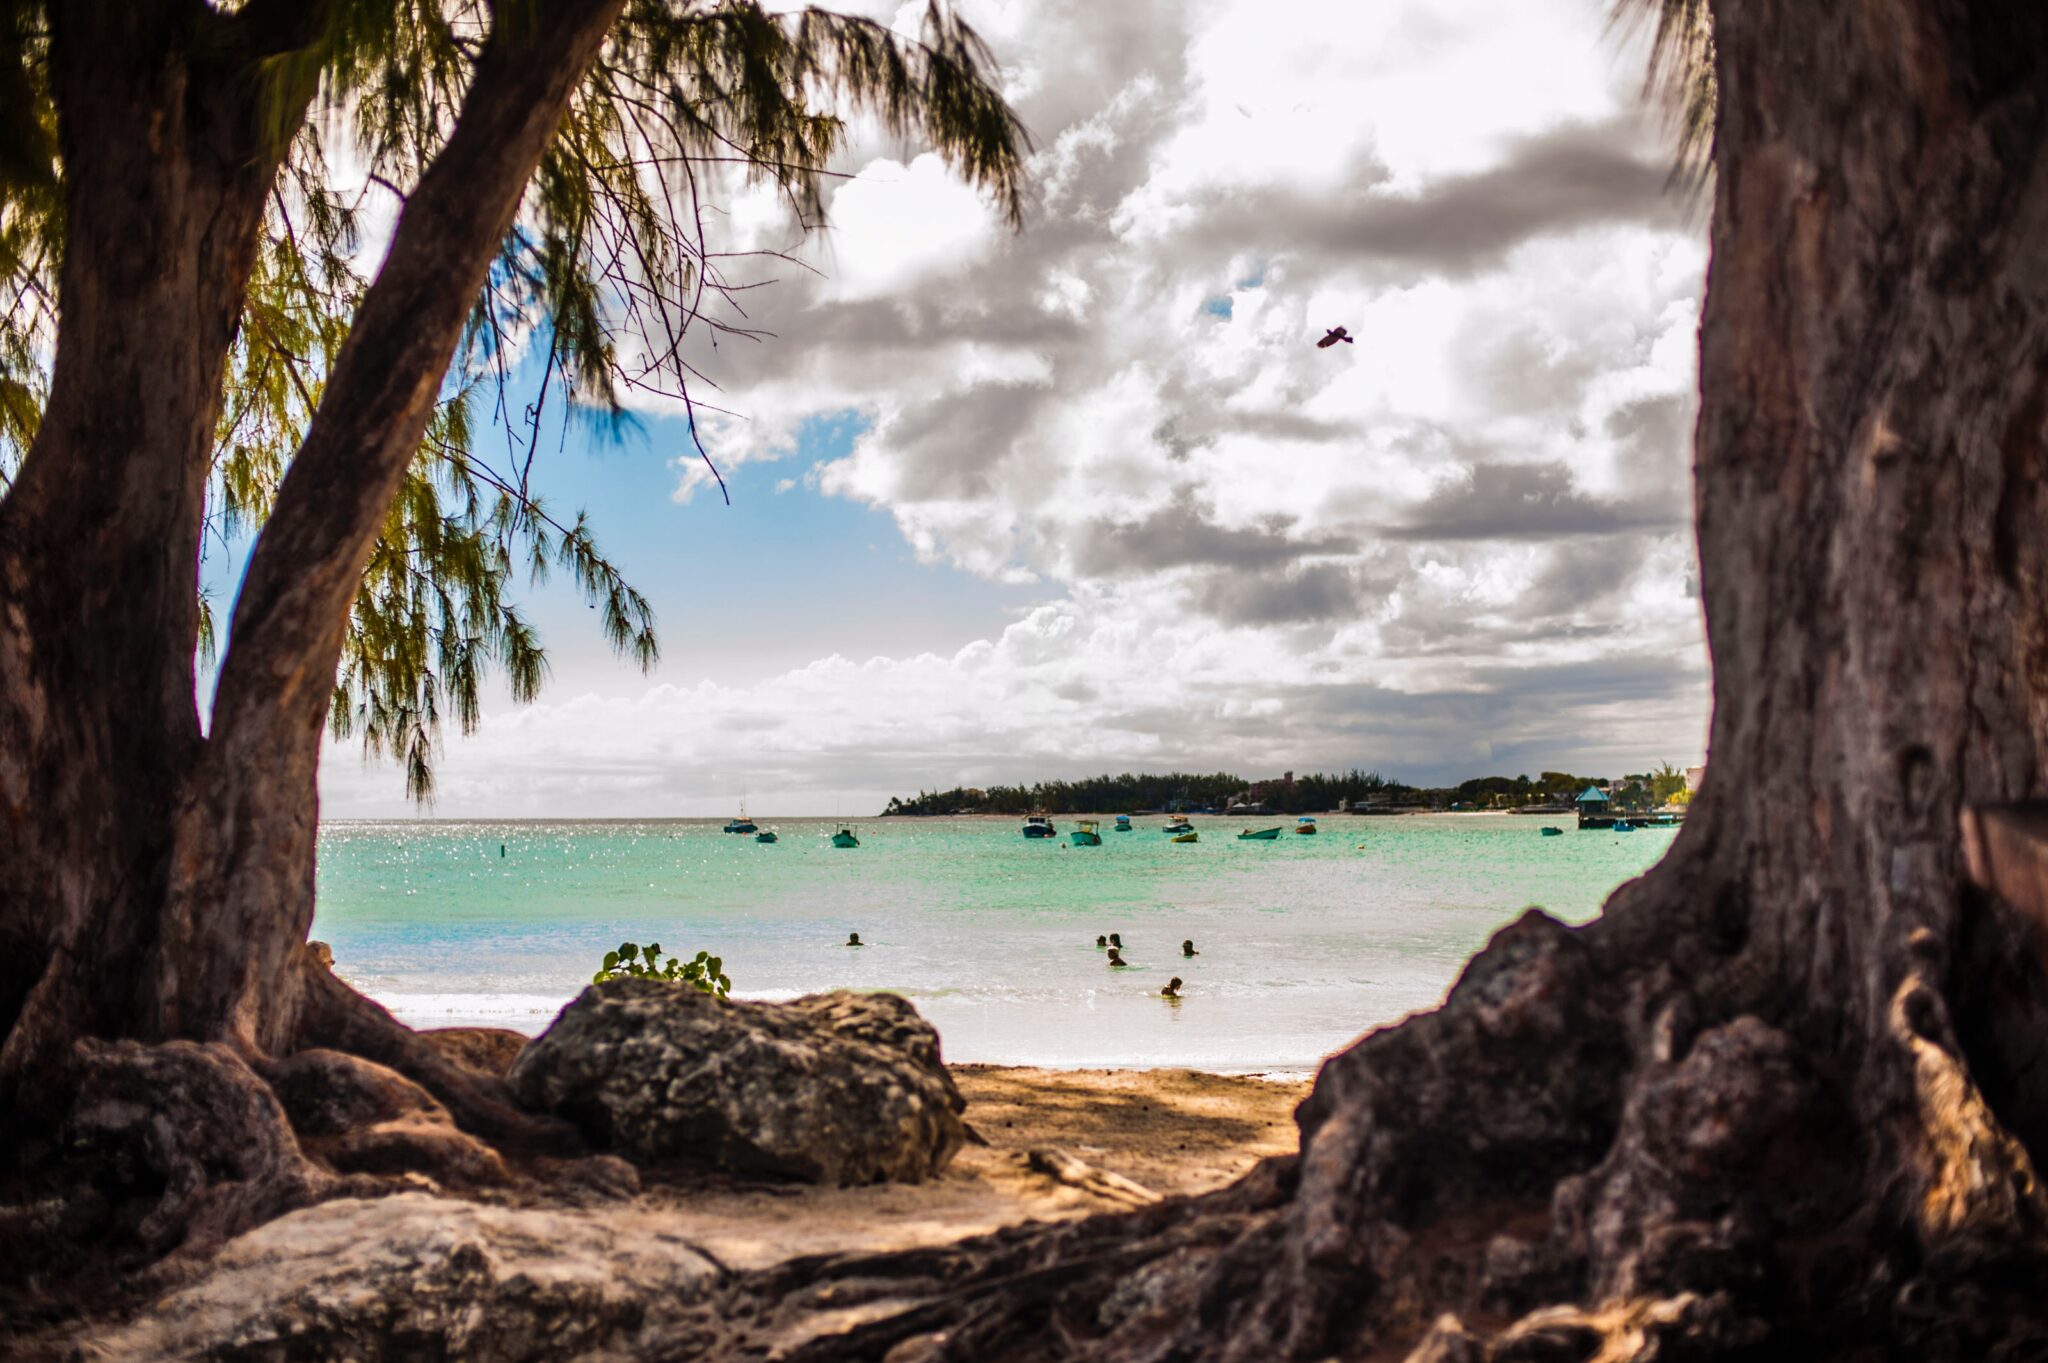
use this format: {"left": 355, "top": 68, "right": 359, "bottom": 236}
{"left": 812, "top": 154, "right": 1004, "bottom": 303}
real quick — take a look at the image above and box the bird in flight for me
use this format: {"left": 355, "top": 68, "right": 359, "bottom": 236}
{"left": 1317, "top": 326, "right": 1354, "bottom": 349}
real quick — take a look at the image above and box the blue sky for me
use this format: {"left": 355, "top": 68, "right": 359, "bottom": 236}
{"left": 294, "top": 0, "right": 1712, "bottom": 818}
{"left": 489, "top": 404, "right": 1043, "bottom": 693}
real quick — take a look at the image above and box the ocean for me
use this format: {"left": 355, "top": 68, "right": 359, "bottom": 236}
{"left": 313, "top": 813, "right": 1677, "bottom": 1074}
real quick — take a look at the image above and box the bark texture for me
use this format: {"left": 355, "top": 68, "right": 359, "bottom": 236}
{"left": 0, "top": 0, "right": 625, "bottom": 1286}
{"left": 0, "top": 0, "right": 325, "bottom": 1111}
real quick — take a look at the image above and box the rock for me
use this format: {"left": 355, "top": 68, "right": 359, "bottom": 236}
{"left": 509, "top": 979, "right": 967, "bottom": 1185}
{"left": 423, "top": 1026, "right": 531, "bottom": 1076}
{"left": 68, "top": 1194, "right": 722, "bottom": 1362}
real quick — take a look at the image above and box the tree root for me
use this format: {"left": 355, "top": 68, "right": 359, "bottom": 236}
{"left": 260, "top": 1047, "right": 514, "bottom": 1188}
{"left": 0, "top": 959, "right": 619, "bottom": 1328}
{"left": 291, "top": 956, "right": 581, "bottom": 1156}
{"left": 63, "top": 1039, "right": 356, "bottom": 1266}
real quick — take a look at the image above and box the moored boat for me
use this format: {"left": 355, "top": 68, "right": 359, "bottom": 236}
{"left": 1540, "top": 826, "right": 1564, "bottom": 837}
{"left": 1295, "top": 816, "right": 1318, "bottom": 835}
{"left": 831, "top": 826, "right": 860, "bottom": 848}
{"left": 1113, "top": 815, "right": 1133, "bottom": 831}
{"left": 1238, "top": 827, "right": 1282, "bottom": 840}
{"left": 723, "top": 815, "right": 758, "bottom": 834}
{"left": 755, "top": 830, "right": 778, "bottom": 843}
{"left": 1163, "top": 818, "right": 1194, "bottom": 834}
{"left": 1071, "top": 819, "right": 1102, "bottom": 847}
{"left": 1171, "top": 831, "right": 1198, "bottom": 844}
{"left": 1021, "top": 814, "right": 1057, "bottom": 839}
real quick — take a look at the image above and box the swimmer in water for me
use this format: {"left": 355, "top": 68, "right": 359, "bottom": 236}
{"left": 1109, "top": 932, "right": 1123, "bottom": 949}
{"left": 1161, "top": 976, "right": 1182, "bottom": 998}
{"left": 846, "top": 932, "right": 863, "bottom": 947}
{"left": 1182, "top": 939, "right": 1197, "bottom": 957}
{"left": 1096, "top": 934, "right": 1108, "bottom": 949}
{"left": 1107, "top": 947, "right": 1130, "bottom": 967}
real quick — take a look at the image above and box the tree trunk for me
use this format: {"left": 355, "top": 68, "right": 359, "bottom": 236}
{"left": 0, "top": 0, "right": 622, "bottom": 1273}
{"left": 0, "top": 0, "right": 318, "bottom": 1105}
{"left": 734, "top": 5, "right": 2048, "bottom": 1359}
{"left": 148, "top": 0, "right": 627, "bottom": 1058}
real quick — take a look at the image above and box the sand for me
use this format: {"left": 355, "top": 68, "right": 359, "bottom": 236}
{"left": 634, "top": 1065, "right": 1312, "bottom": 1270}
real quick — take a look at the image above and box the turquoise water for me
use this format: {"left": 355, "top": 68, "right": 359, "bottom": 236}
{"left": 313, "top": 814, "right": 1676, "bottom": 1072}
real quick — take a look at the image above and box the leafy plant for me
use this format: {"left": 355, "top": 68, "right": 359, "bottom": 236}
{"left": 594, "top": 940, "right": 730, "bottom": 998}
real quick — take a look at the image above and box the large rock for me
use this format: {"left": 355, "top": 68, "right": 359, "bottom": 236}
{"left": 508, "top": 980, "right": 967, "bottom": 1185}
{"left": 66, "top": 1194, "right": 721, "bottom": 1362}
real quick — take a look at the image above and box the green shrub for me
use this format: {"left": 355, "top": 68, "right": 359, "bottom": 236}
{"left": 594, "top": 940, "right": 731, "bottom": 998}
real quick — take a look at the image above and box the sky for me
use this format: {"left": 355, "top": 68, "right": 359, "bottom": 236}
{"left": 308, "top": 0, "right": 1712, "bottom": 818}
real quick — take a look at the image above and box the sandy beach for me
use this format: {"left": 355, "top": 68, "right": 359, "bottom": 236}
{"left": 628, "top": 1065, "right": 1312, "bottom": 1269}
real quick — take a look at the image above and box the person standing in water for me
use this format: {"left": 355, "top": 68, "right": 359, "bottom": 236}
{"left": 1161, "top": 977, "right": 1182, "bottom": 998}
{"left": 1095, "top": 935, "right": 1108, "bottom": 949}
{"left": 1181, "top": 939, "right": 1197, "bottom": 957}
{"left": 1109, "top": 933, "right": 1123, "bottom": 950}
{"left": 846, "top": 932, "right": 863, "bottom": 947}
{"left": 1107, "top": 947, "right": 1130, "bottom": 967}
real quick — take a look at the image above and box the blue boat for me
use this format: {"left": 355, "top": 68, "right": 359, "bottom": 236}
{"left": 755, "top": 830, "right": 777, "bottom": 844}
{"left": 1540, "top": 826, "right": 1564, "bottom": 837}
{"left": 1022, "top": 814, "right": 1057, "bottom": 838}
{"left": 1237, "top": 827, "right": 1282, "bottom": 841}
{"left": 1070, "top": 820, "right": 1102, "bottom": 847}
{"left": 1114, "top": 815, "right": 1133, "bottom": 831}
{"left": 831, "top": 827, "right": 860, "bottom": 848}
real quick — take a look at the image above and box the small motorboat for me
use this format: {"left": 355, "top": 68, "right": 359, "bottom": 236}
{"left": 1071, "top": 820, "right": 1102, "bottom": 847}
{"left": 1295, "top": 816, "right": 1318, "bottom": 835}
{"left": 1163, "top": 818, "right": 1194, "bottom": 834}
{"left": 1238, "top": 827, "right": 1282, "bottom": 841}
{"left": 723, "top": 815, "right": 758, "bottom": 834}
{"left": 1171, "top": 831, "right": 1198, "bottom": 844}
{"left": 1113, "top": 815, "right": 1133, "bottom": 831}
{"left": 755, "top": 830, "right": 778, "bottom": 844}
{"left": 1540, "top": 826, "right": 1564, "bottom": 837}
{"left": 831, "top": 826, "right": 860, "bottom": 848}
{"left": 1613, "top": 821, "right": 1636, "bottom": 834}
{"left": 1021, "top": 814, "right": 1057, "bottom": 839}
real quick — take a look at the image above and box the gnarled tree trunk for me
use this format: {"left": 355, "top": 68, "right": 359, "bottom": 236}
{"left": 742, "top": 5, "right": 2048, "bottom": 1359}
{"left": 0, "top": 0, "right": 626, "bottom": 1280}
{"left": 0, "top": 0, "right": 318, "bottom": 1108}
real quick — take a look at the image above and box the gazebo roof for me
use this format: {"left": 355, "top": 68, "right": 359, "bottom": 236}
{"left": 1576, "top": 785, "right": 1609, "bottom": 803}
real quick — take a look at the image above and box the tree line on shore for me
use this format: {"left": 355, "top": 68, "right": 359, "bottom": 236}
{"left": 879, "top": 764, "right": 1693, "bottom": 817}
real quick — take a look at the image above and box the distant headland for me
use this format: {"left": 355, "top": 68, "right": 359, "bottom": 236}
{"left": 880, "top": 765, "right": 1699, "bottom": 818}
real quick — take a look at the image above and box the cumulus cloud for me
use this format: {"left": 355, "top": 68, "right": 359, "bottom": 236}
{"left": 1392, "top": 461, "right": 1684, "bottom": 541}
{"left": 321, "top": 0, "right": 1714, "bottom": 815}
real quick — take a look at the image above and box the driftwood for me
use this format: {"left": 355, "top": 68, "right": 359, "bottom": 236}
{"left": 1023, "top": 1148, "right": 1163, "bottom": 1207}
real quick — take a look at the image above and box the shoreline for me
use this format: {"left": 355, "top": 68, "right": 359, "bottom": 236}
{"left": 368, "top": 988, "right": 1344, "bottom": 1080}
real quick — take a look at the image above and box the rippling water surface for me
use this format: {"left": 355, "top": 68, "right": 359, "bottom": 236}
{"left": 313, "top": 814, "right": 1678, "bottom": 1072}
